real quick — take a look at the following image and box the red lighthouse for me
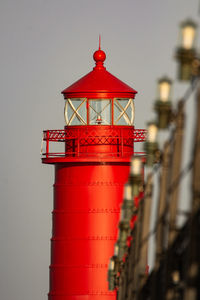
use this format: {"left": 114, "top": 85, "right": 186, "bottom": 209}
{"left": 42, "top": 44, "right": 146, "bottom": 300}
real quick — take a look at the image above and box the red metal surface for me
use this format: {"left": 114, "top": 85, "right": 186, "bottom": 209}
{"left": 49, "top": 162, "right": 130, "bottom": 300}
{"left": 42, "top": 46, "right": 146, "bottom": 300}
{"left": 62, "top": 49, "right": 137, "bottom": 99}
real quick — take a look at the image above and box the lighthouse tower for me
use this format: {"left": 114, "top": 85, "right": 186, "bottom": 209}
{"left": 42, "top": 44, "right": 146, "bottom": 300}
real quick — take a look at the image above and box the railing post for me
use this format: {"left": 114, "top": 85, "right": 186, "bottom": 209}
{"left": 46, "top": 130, "right": 49, "bottom": 158}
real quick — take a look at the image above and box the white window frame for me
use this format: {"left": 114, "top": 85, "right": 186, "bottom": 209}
{"left": 64, "top": 98, "right": 87, "bottom": 125}
{"left": 114, "top": 98, "right": 135, "bottom": 125}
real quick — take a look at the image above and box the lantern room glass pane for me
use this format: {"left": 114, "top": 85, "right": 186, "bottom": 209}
{"left": 89, "top": 99, "right": 111, "bottom": 125}
{"left": 64, "top": 98, "right": 87, "bottom": 125}
{"left": 114, "top": 98, "right": 134, "bottom": 125}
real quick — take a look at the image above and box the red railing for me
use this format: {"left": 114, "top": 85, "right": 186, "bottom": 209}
{"left": 43, "top": 129, "right": 147, "bottom": 142}
{"left": 42, "top": 128, "right": 147, "bottom": 159}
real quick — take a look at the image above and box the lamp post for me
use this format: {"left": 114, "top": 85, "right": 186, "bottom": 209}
{"left": 154, "top": 76, "right": 173, "bottom": 129}
{"left": 121, "top": 183, "right": 134, "bottom": 221}
{"left": 130, "top": 156, "right": 143, "bottom": 199}
{"left": 117, "top": 184, "right": 134, "bottom": 261}
{"left": 108, "top": 257, "right": 116, "bottom": 291}
{"left": 108, "top": 243, "right": 121, "bottom": 291}
{"left": 144, "top": 122, "right": 159, "bottom": 166}
{"left": 176, "top": 19, "right": 197, "bottom": 80}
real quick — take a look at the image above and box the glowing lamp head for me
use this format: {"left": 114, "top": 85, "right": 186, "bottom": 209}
{"left": 120, "top": 183, "right": 134, "bottom": 223}
{"left": 129, "top": 157, "right": 143, "bottom": 197}
{"left": 145, "top": 121, "right": 159, "bottom": 166}
{"left": 114, "top": 243, "right": 119, "bottom": 256}
{"left": 172, "top": 270, "right": 180, "bottom": 285}
{"left": 147, "top": 122, "right": 158, "bottom": 143}
{"left": 123, "top": 183, "right": 132, "bottom": 201}
{"left": 176, "top": 19, "right": 197, "bottom": 81}
{"left": 131, "top": 157, "right": 142, "bottom": 176}
{"left": 180, "top": 20, "right": 197, "bottom": 50}
{"left": 155, "top": 77, "right": 173, "bottom": 129}
{"left": 158, "top": 76, "right": 172, "bottom": 102}
{"left": 108, "top": 257, "right": 115, "bottom": 271}
{"left": 108, "top": 256, "right": 116, "bottom": 291}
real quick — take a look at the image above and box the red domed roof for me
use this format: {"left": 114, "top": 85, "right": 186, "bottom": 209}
{"left": 62, "top": 47, "right": 137, "bottom": 99}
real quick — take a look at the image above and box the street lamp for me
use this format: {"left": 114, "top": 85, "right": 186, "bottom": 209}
{"left": 154, "top": 76, "right": 173, "bottom": 129}
{"left": 117, "top": 183, "right": 134, "bottom": 260}
{"left": 113, "top": 242, "right": 120, "bottom": 283}
{"left": 108, "top": 257, "right": 116, "bottom": 290}
{"left": 114, "top": 242, "right": 119, "bottom": 257}
{"left": 181, "top": 20, "right": 196, "bottom": 50}
{"left": 120, "top": 183, "right": 134, "bottom": 222}
{"left": 176, "top": 19, "right": 197, "bottom": 80}
{"left": 130, "top": 157, "right": 143, "bottom": 198}
{"left": 108, "top": 243, "right": 121, "bottom": 291}
{"left": 147, "top": 122, "right": 158, "bottom": 143}
{"left": 117, "top": 223, "right": 129, "bottom": 261}
{"left": 172, "top": 270, "right": 180, "bottom": 285}
{"left": 131, "top": 156, "right": 142, "bottom": 176}
{"left": 144, "top": 122, "right": 159, "bottom": 166}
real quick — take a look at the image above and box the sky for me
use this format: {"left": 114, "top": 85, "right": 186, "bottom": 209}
{"left": 0, "top": 0, "right": 199, "bottom": 299}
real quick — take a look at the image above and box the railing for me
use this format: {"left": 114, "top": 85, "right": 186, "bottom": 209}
{"left": 41, "top": 128, "right": 147, "bottom": 159}
{"left": 43, "top": 129, "right": 147, "bottom": 142}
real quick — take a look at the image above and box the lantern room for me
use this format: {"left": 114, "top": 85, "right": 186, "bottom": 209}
{"left": 62, "top": 47, "right": 137, "bottom": 127}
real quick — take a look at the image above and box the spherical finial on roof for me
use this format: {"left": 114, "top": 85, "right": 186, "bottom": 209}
{"left": 93, "top": 49, "right": 106, "bottom": 64}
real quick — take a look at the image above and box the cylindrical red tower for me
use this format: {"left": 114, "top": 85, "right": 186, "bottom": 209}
{"left": 42, "top": 45, "right": 146, "bottom": 300}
